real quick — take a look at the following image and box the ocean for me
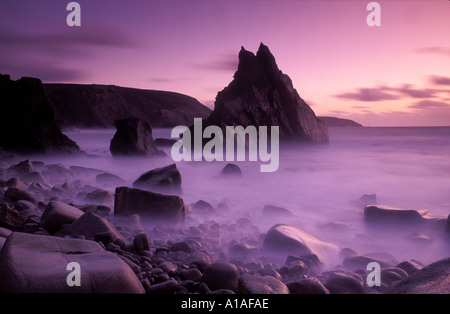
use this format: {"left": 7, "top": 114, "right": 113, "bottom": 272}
{"left": 56, "top": 126, "right": 450, "bottom": 267}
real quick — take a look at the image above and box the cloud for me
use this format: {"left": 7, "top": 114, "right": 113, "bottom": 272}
{"left": 334, "top": 86, "right": 398, "bottom": 102}
{"left": 194, "top": 54, "right": 238, "bottom": 72}
{"left": 415, "top": 46, "right": 450, "bottom": 56}
{"left": 409, "top": 100, "right": 449, "bottom": 110}
{"left": 395, "top": 84, "right": 438, "bottom": 99}
{"left": 430, "top": 75, "right": 450, "bottom": 86}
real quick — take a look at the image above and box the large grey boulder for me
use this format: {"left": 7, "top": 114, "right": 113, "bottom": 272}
{"left": 0, "top": 232, "right": 144, "bottom": 293}
{"left": 263, "top": 224, "right": 340, "bottom": 265}
{"left": 133, "top": 163, "right": 182, "bottom": 195}
{"left": 114, "top": 187, "right": 186, "bottom": 223}
{"left": 110, "top": 117, "right": 165, "bottom": 157}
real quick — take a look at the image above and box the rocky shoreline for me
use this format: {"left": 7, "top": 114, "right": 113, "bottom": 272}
{"left": 0, "top": 157, "right": 449, "bottom": 294}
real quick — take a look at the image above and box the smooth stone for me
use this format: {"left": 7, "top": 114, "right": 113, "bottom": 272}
{"left": 40, "top": 200, "right": 84, "bottom": 233}
{"left": 287, "top": 277, "right": 330, "bottom": 294}
{"left": 325, "top": 272, "right": 366, "bottom": 294}
{"left": 203, "top": 262, "right": 240, "bottom": 292}
{"left": 238, "top": 274, "right": 289, "bottom": 294}
{"left": 132, "top": 163, "right": 182, "bottom": 195}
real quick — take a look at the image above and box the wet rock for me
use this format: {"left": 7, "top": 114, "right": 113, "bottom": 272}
{"left": 4, "top": 188, "right": 42, "bottom": 205}
{"left": 258, "top": 267, "right": 282, "bottom": 280}
{"left": 263, "top": 224, "right": 340, "bottom": 265}
{"left": 133, "top": 164, "right": 182, "bottom": 195}
{"left": 238, "top": 274, "right": 289, "bottom": 294}
{"left": 83, "top": 189, "right": 114, "bottom": 206}
{"left": 380, "top": 267, "right": 409, "bottom": 286}
{"left": 154, "top": 138, "right": 177, "bottom": 147}
{"left": 191, "top": 200, "right": 214, "bottom": 214}
{"left": 325, "top": 272, "right": 366, "bottom": 294}
{"left": 20, "top": 171, "right": 48, "bottom": 186}
{"left": 203, "top": 262, "right": 240, "bottom": 292}
{"left": 287, "top": 277, "right": 330, "bottom": 294}
{"left": 396, "top": 260, "right": 423, "bottom": 276}
{"left": 114, "top": 187, "right": 186, "bottom": 223}
{"left": 94, "top": 231, "right": 116, "bottom": 245}
{"left": 40, "top": 200, "right": 84, "bottom": 233}
{"left": 229, "top": 241, "right": 258, "bottom": 257}
{"left": 57, "top": 211, "right": 126, "bottom": 242}
{"left": 390, "top": 258, "right": 450, "bottom": 294}
{"left": 343, "top": 255, "right": 394, "bottom": 271}
{"left": 0, "top": 232, "right": 144, "bottom": 293}
{"left": 171, "top": 241, "right": 192, "bottom": 253}
{"left": 6, "top": 178, "right": 28, "bottom": 190}
{"left": 44, "top": 164, "right": 74, "bottom": 183}
{"left": 133, "top": 232, "right": 151, "bottom": 251}
{"left": 179, "top": 268, "right": 203, "bottom": 281}
{"left": 159, "top": 261, "right": 178, "bottom": 274}
{"left": 262, "top": 205, "right": 293, "bottom": 216}
{"left": 110, "top": 117, "right": 165, "bottom": 157}
{"left": 13, "top": 200, "right": 36, "bottom": 211}
{"left": 95, "top": 173, "right": 126, "bottom": 186}
{"left": 220, "top": 163, "right": 242, "bottom": 177}
{"left": 364, "top": 205, "right": 428, "bottom": 225}
{"left": 0, "top": 203, "right": 25, "bottom": 230}
{"left": 7, "top": 160, "right": 35, "bottom": 178}
{"left": 146, "top": 279, "right": 179, "bottom": 294}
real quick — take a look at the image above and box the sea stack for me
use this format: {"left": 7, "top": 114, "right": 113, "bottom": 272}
{"left": 202, "top": 43, "right": 328, "bottom": 144}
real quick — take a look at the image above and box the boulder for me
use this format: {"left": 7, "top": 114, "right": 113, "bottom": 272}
{"left": 220, "top": 163, "right": 242, "bottom": 177}
{"left": 132, "top": 163, "right": 182, "bottom": 195}
{"left": 114, "top": 187, "right": 186, "bottom": 223}
{"left": 343, "top": 255, "right": 394, "bottom": 271}
{"left": 199, "top": 43, "right": 328, "bottom": 144}
{"left": 203, "top": 262, "right": 240, "bottom": 292}
{"left": 325, "top": 272, "right": 366, "bottom": 294}
{"left": 0, "top": 232, "right": 144, "bottom": 293}
{"left": 83, "top": 189, "right": 114, "bottom": 206}
{"left": 133, "top": 232, "right": 151, "bottom": 251}
{"left": 0, "top": 204, "right": 25, "bottom": 230}
{"left": 4, "top": 188, "right": 42, "bottom": 205}
{"left": 6, "top": 178, "right": 28, "bottom": 190}
{"left": 0, "top": 75, "right": 81, "bottom": 154}
{"left": 287, "top": 277, "right": 330, "bottom": 294}
{"left": 396, "top": 260, "right": 423, "bottom": 276}
{"left": 390, "top": 258, "right": 450, "bottom": 294}
{"left": 7, "top": 160, "right": 35, "bottom": 178}
{"left": 58, "top": 212, "right": 125, "bottom": 242}
{"left": 191, "top": 200, "right": 214, "bottom": 214}
{"left": 110, "top": 117, "right": 165, "bottom": 157}
{"left": 238, "top": 274, "right": 289, "bottom": 294}
{"left": 263, "top": 224, "right": 340, "bottom": 265}
{"left": 20, "top": 171, "right": 48, "bottom": 186}
{"left": 364, "top": 205, "right": 428, "bottom": 225}
{"left": 40, "top": 200, "right": 84, "bottom": 233}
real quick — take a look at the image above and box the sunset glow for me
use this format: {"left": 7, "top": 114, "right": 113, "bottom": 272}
{"left": 1, "top": 0, "right": 449, "bottom": 126}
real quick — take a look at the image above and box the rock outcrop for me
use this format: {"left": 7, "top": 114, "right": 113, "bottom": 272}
{"left": 133, "top": 164, "right": 182, "bottom": 195}
{"left": 110, "top": 117, "right": 165, "bottom": 157}
{"left": 318, "top": 116, "right": 363, "bottom": 127}
{"left": 200, "top": 43, "right": 328, "bottom": 144}
{"left": 44, "top": 83, "right": 211, "bottom": 128}
{"left": 0, "top": 74, "right": 81, "bottom": 154}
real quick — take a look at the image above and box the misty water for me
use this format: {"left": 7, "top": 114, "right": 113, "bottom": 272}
{"left": 43, "top": 126, "right": 450, "bottom": 268}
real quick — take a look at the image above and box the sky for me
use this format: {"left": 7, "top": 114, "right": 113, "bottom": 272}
{"left": 1, "top": 0, "right": 449, "bottom": 126}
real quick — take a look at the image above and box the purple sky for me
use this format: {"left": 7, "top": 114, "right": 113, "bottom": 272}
{"left": 1, "top": 0, "right": 449, "bottom": 126}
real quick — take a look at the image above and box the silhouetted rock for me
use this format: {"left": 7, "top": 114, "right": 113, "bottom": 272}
{"left": 0, "top": 232, "right": 144, "bottom": 293}
{"left": 133, "top": 163, "right": 182, "bottom": 195}
{"left": 0, "top": 74, "right": 81, "bottom": 154}
{"left": 154, "top": 138, "right": 177, "bottom": 147}
{"left": 40, "top": 200, "right": 84, "bottom": 233}
{"left": 110, "top": 117, "right": 165, "bottom": 157}
{"left": 318, "top": 116, "right": 363, "bottom": 127}
{"left": 325, "top": 271, "right": 366, "bottom": 294}
{"left": 44, "top": 83, "right": 211, "bottom": 128}
{"left": 200, "top": 43, "right": 328, "bottom": 144}
{"left": 287, "top": 277, "right": 330, "bottom": 294}
{"left": 114, "top": 187, "right": 186, "bottom": 223}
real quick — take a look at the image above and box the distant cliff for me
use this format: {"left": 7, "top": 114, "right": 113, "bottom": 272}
{"left": 44, "top": 84, "right": 212, "bottom": 129}
{"left": 318, "top": 116, "right": 363, "bottom": 127}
